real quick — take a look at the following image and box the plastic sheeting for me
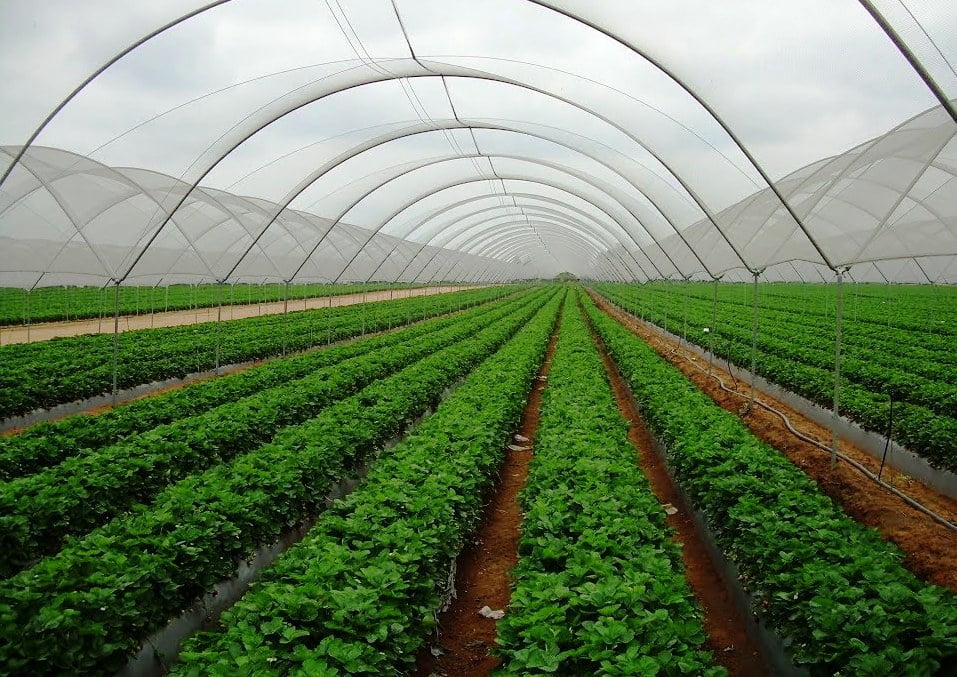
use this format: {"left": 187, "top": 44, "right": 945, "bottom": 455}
{"left": 0, "top": 0, "right": 955, "bottom": 286}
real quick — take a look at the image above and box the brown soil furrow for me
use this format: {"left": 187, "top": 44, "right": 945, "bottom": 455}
{"left": 583, "top": 303, "right": 769, "bottom": 676}
{"left": 413, "top": 319, "right": 560, "bottom": 677}
{"left": 590, "top": 290, "right": 957, "bottom": 593}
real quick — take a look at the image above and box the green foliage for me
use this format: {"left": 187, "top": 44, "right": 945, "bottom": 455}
{"left": 0, "top": 289, "right": 557, "bottom": 674}
{"left": 0, "top": 292, "right": 540, "bottom": 576}
{"left": 495, "top": 296, "right": 721, "bottom": 676}
{"left": 0, "top": 285, "right": 514, "bottom": 419}
{"left": 596, "top": 282, "right": 957, "bottom": 471}
{"left": 0, "top": 292, "right": 516, "bottom": 481}
{"left": 0, "top": 282, "right": 419, "bottom": 326}
{"left": 172, "top": 292, "right": 563, "bottom": 675}
{"left": 584, "top": 292, "right": 957, "bottom": 675}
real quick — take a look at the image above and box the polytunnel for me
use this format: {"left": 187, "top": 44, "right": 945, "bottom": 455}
{"left": 4, "top": 3, "right": 957, "bottom": 676}
{"left": 0, "top": 0, "right": 955, "bottom": 290}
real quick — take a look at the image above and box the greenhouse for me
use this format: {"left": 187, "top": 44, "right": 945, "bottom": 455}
{"left": 0, "top": 1, "right": 955, "bottom": 675}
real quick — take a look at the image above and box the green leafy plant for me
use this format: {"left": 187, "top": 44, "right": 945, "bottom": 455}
{"left": 584, "top": 291, "right": 957, "bottom": 675}
{"left": 496, "top": 296, "right": 721, "bottom": 676}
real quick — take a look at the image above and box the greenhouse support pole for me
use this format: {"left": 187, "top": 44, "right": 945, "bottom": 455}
{"left": 830, "top": 270, "right": 846, "bottom": 469}
{"left": 281, "top": 281, "right": 290, "bottom": 357}
{"left": 709, "top": 278, "right": 718, "bottom": 375}
{"left": 326, "top": 293, "right": 332, "bottom": 346}
{"left": 388, "top": 286, "right": 394, "bottom": 330}
{"left": 111, "top": 281, "right": 120, "bottom": 407}
{"left": 150, "top": 282, "right": 157, "bottom": 328}
{"left": 662, "top": 279, "right": 669, "bottom": 335}
{"left": 361, "top": 289, "right": 367, "bottom": 336}
{"left": 24, "top": 288, "right": 31, "bottom": 343}
{"left": 97, "top": 287, "right": 104, "bottom": 333}
{"left": 214, "top": 281, "right": 223, "bottom": 373}
{"left": 682, "top": 276, "right": 690, "bottom": 344}
{"left": 748, "top": 271, "right": 760, "bottom": 414}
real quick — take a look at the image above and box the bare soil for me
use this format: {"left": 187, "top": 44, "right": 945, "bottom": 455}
{"left": 0, "top": 285, "right": 480, "bottom": 346}
{"left": 590, "top": 291, "right": 957, "bottom": 593}
{"left": 584, "top": 304, "right": 769, "bottom": 676}
{"left": 413, "top": 320, "right": 560, "bottom": 677}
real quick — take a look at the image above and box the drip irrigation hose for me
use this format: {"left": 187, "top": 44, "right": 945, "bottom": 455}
{"left": 603, "top": 296, "right": 957, "bottom": 534}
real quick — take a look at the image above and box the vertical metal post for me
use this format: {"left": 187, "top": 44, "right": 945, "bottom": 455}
{"left": 748, "top": 271, "right": 760, "bottom": 413}
{"left": 326, "top": 292, "right": 332, "bottom": 345}
{"left": 709, "top": 278, "right": 718, "bottom": 375}
{"left": 388, "top": 286, "right": 395, "bottom": 330}
{"left": 682, "top": 276, "right": 690, "bottom": 344}
{"left": 24, "top": 288, "right": 31, "bottom": 343}
{"left": 661, "top": 279, "right": 669, "bottom": 334}
{"left": 98, "top": 285, "right": 106, "bottom": 333}
{"left": 830, "top": 270, "right": 846, "bottom": 469}
{"left": 111, "top": 281, "right": 120, "bottom": 406}
{"left": 281, "top": 280, "right": 290, "bottom": 357}
{"left": 361, "top": 289, "right": 367, "bottom": 336}
{"left": 214, "top": 281, "right": 223, "bottom": 373}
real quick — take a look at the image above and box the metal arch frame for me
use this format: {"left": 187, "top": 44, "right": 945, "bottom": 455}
{"left": 441, "top": 207, "right": 625, "bottom": 252}
{"left": 362, "top": 176, "right": 664, "bottom": 287}
{"left": 315, "top": 148, "right": 682, "bottom": 274}
{"left": 403, "top": 211, "right": 646, "bottom": 286}
{"left": 465, "top": 230, "right": 618, "bottom": 280}
{"left": 462, "top": 219, "right": 625, "bottom": 265}
{"left": 221, "top": 118, "right": 704, "bottom": 284}
{"left": 458, "top": 219, "right": 641, "bottom": 281}
{"left": 322, "top": 163, "right": 672, "bottom": 284}
{"left": 99, "top": 66, "right": 749, "bottom": 284}
{"left": 391, "top": 208, "right": 630, "bottom": 284}
{"left": 417, "top": 205, "right": 650, "bottom": 279}
{"left": 473, "top": 231, "right": 626, "bottom": 281}
{"left": 414, "top": 198, "right": 618, "bottom": 248}
{"left": 413, "top": 199, "right": 654, "bottom": 272}
{"left": 374, "top": 203, "right": 650, "bottom": 285}
{"left": 446, "top": 213, "right": 640, "bottom": 275}
{"left": 390, "top": 190, "right": 660, "bottom": 279}
{"left": 0, "top": 148, "right": 225, "bottom": 284}
{"left": 474, "top": 225, "right": 605, "bottom": 261}
{"left": 1, "top": 1, "right": 950, "bottom": 278}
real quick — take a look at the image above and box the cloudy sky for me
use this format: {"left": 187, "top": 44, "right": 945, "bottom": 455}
{"left": 0, "top": 0, "right": 954, "bottom": 279}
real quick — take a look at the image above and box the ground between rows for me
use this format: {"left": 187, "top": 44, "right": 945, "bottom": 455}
{"left": 413, "top": 316, "right": 559, "bottom": 676}
{"left": 582, "top": 300, "right": 768, "bottom": 676}
{"left": 590, "top": 290, "right": 957, "bottom": 593}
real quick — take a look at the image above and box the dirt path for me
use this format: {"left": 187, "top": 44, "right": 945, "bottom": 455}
{"left": 590, "top": 291, "right": 957, "bottom": 593}
{"left": 0, "top": 285, "right": 481, "bottom": 346}
{"left": 584, "top": 304, "right": 768, "bottom": 676}
{"left": 413, "top": 320, "right": 559, "bottom": 676}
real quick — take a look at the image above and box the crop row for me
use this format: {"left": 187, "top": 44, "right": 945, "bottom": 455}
{"left": 495, "top": 296, "right": 720, "bottom": 675}
{"left": 599, "top": 283, "right": 957, "bottom": 388}
{"left": 0, "top": 282, "right": 418, "bottom": 326}
{"left": 596, "top": 284, "right": 957, "bottom": 471}
{"left": 171, "top": 290, "right": 563, "bottom": 676}
{"left": 0, "top": 289, "right": 543, "bottom": 576}
{"left": 624, "top": 281, "right": 957, "bottom": 340}
{"left": 584, "top": 293, "right": 957, "bottom": 675}
{"left": 0, "top": 288, "right": 560, "bottom": 674}
{"left": 612, "top": 281, "right": 956, "bottom": 365}
{"left": 0, "top": 285, "right": 510, "bottom": 419}
{"left": 0, "top": 289, "right": 520, "bottom": 482}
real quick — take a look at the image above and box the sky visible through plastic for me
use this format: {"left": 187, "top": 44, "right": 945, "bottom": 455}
{"left": 0, "top": 0, "right": 955, "bottom": 287}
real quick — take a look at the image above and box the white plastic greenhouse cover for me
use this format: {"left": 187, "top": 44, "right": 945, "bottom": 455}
{"left": 1, "top": 0, "right": 955, "bottom": 287}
